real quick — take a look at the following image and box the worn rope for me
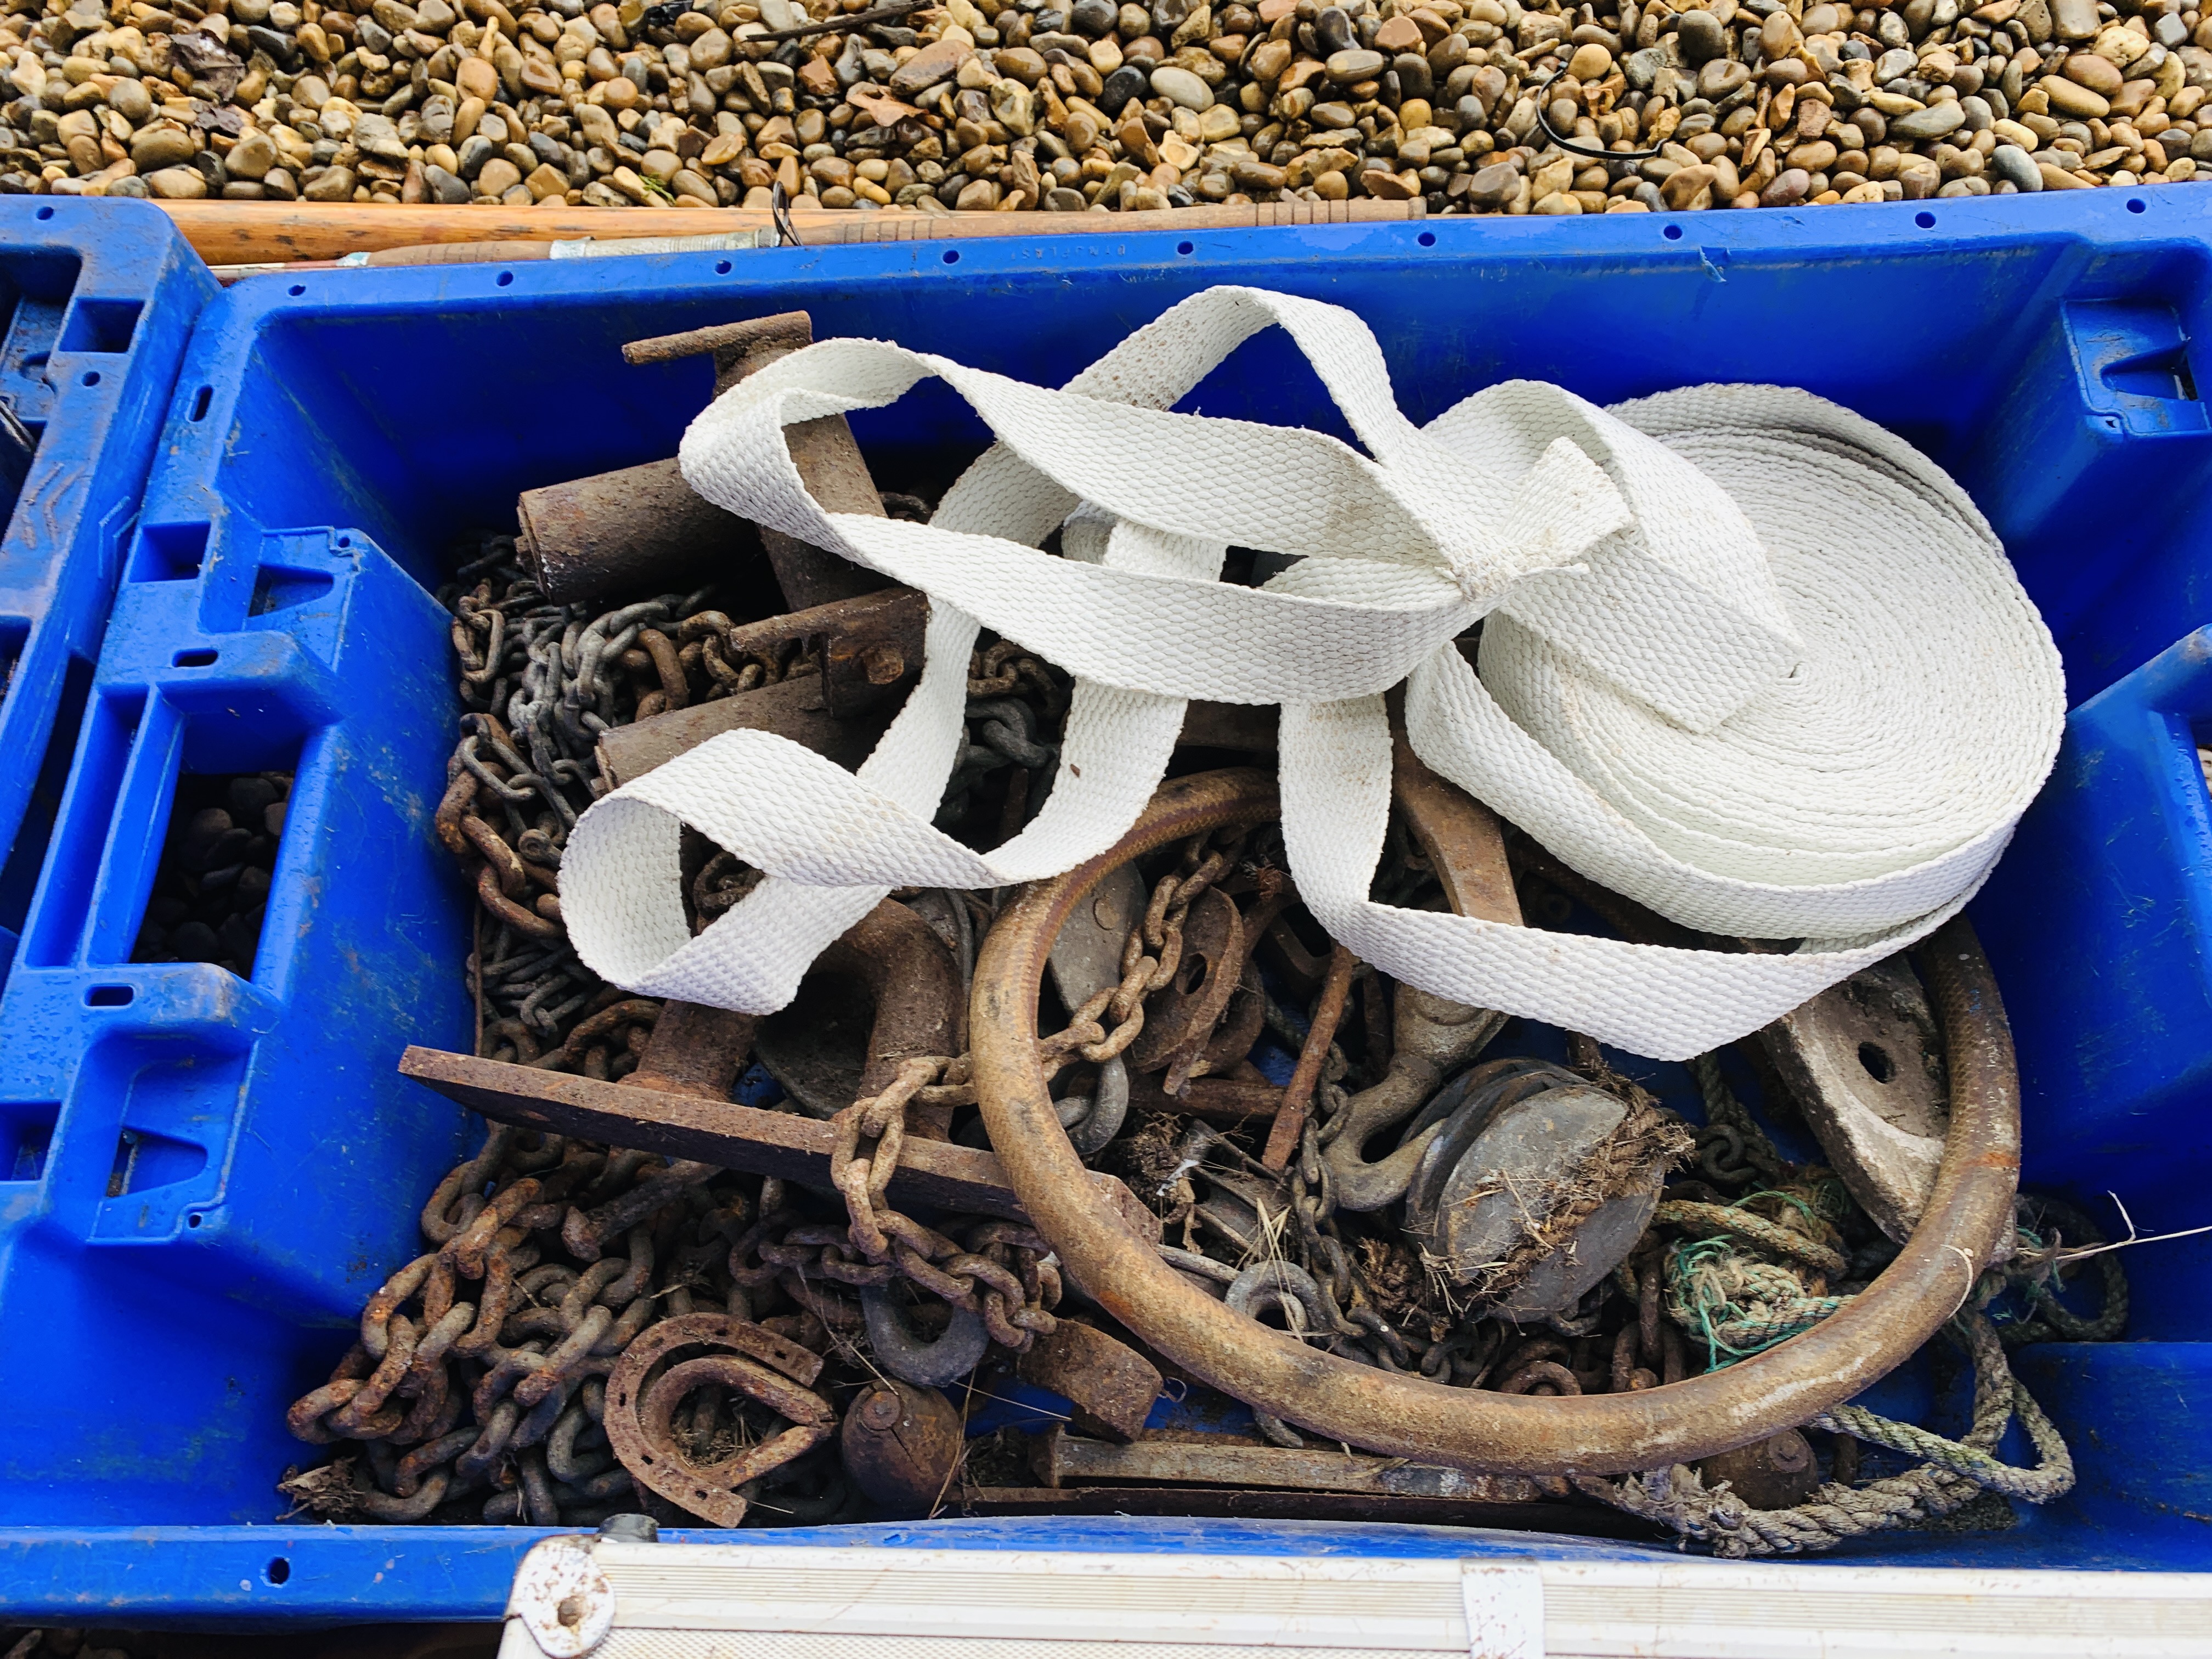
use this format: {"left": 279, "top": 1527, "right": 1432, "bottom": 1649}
{"left": 1575, "top": 1310, "right": 2074, "bottom": 1557}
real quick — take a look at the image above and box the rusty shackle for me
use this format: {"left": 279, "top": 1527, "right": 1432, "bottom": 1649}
{"left": 970, "top": 768, "right": 2023, "bottom": 1476}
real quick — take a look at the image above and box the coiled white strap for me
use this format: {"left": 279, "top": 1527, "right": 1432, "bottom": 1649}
{"left": 560, "top": 286, "right": 2063, "bottom": 1060}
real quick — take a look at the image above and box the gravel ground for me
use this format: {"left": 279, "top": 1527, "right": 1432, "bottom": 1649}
{"left": 4, "top": 0, "right": 2207, "bottom": 214}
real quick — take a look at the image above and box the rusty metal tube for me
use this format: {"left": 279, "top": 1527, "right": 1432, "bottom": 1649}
{"left": 817, "top": 897, "right": 967, "bottom": 1098}
{"left": 516, "top": 310, "right": 888, "bottom": 608}
{"left": 515, "top": 457, "right": 751, "bottom": 605}
{"left": 971, "top": 768, "right": 2022, "bottom": 1475}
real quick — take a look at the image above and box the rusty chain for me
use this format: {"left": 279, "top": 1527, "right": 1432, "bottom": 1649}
{"left": 819, "top": 1057, "right": 1064, "bottom": 1352}
{"left": 408, "top": 537, "right": 2050, "bottom": 1516}
{"left": 937, "top": 641, "right": 1073, "bottom": 836}
{"left": 280, "top": 1122, "right": 881, "bottom": 1528}
{"left": 780, "top": 824, "right": 1251, "bottom": 1355}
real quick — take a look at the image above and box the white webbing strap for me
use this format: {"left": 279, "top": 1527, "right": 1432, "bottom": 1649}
{"left": 560, "top": 286, "right": 2064, "bottom": 1060}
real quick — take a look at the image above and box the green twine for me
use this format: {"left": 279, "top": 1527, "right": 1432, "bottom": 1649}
{"left": 1665, "top": 1234, "right": 1852, "bottom": 1369}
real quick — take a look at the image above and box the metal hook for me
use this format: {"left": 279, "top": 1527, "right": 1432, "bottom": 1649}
{"left": 770, "top": 180, "right": 801, "bottom": 248}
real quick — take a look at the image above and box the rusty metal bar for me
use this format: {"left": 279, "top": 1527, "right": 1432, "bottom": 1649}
{"left": 956, "top": 1485, "right": 1638, "bottom": 1532}
{"left": 969, "top": 766, "right": 2023, "bottom": 1476}
{"left": 399, "top": 1045, "right": 1159, "bottom": 1240}
{"left": 513, "top": 455, "right": 748, "bottom": 607}
{"left": 598, "top": 674, "right": 889, "bottom": 792}
{"left": 1261, "top": 944, "right": 1356, "bottom": 1173}
{"left": 1029, "top": 1425, "right": 1543, "bottom": 1503}
{"left": 628, "top": 1003, "right": 757, "bottom": 1102}
{"left": 1176, "top": 702, "right": 1278, "bottom": 754}
{"left": 1125, "top": 1072, "right": 1283, "bottom": 1125}
{"left": 623, "top": 314, "right": 812, "bottom": 394}
{"left": 1392, "top": 730, "right": 1523, "bottom": 927}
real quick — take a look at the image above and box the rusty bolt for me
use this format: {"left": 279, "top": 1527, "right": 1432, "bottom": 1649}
{"left": 859, "top": 642, "right": 907, "bottom": 685}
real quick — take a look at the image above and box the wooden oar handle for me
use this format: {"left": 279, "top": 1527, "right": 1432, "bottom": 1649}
{"left": 154, "top": 198, "right": 1424, "bottom": 268}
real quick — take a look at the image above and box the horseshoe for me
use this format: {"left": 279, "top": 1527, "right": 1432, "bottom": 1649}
{"left": 603, "top": 1313, "right": 833, "bottom": 1527}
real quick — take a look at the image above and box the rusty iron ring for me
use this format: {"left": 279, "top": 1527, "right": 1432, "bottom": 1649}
{"left": 971, "top": 767, "right": 2022, "bottom": 1476}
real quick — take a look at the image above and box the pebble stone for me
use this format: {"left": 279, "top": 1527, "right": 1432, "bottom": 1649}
{"left": 1888, "top": 99, "right": 1965, "bottom": 139}
{"left": 1149, "top": 61, "right": 1212, "bottom": 109}
{"left": 1677, "top": 8, "right": 1728, "bottom": 64}
{"left": 1989, "top": 138, "right": 2042, "bottom": 186}
{"left": 2, "top": 0, "right": 2206, "bottom": 215}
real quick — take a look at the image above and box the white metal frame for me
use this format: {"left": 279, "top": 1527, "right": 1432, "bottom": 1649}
{"left": 499, "top": 1536, "right": 2212, "bottom": 1659}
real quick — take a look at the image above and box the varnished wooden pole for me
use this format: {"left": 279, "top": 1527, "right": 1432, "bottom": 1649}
{"left": 150, "top": 198, "right": 1425, "bottom": 268}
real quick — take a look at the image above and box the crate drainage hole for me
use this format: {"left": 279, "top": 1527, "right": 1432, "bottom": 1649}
{"left": 288, "top": 284, "right": 304, "bottom": 297}
{"left": 1418, "top": 230, "right": 1436, "bottom": 246}
{"left": 187, "top": 1211, "right": 204, "bottom": 1227}
{"left": 80, "top": 370, "right": 99, "bottom": 387}
{"left": 84, "top": 984, "right": 132, "bottom": 1007}
{"left": 189, "top": 385, "right": 212, "bottom": 421}
{"left": 943, "top": 249, "right": 960, "bottom": 263}
{"left": 2128, "top": 198, "right": 2146, "bottom": 212}
{"left": 172, "top": 648, "right": 217, "bottom": 668}
{"left": 266, "top": 1558, "right": 290, "bottom": 1585}
{"left": 496, "top": 270, "right": 514, "bottom": 286}
{"left": 131, "top": 770, "right": 293, "bottom": 978}
{"left": 1663, "top": 223, "right": 1683, "bottom": 240}
{"left": 1916, "top": 211, "right": 1936, "bottom": 228}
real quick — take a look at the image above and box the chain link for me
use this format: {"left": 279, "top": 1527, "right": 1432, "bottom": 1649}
{"left": 821, "top": 1056, "right": 1062, "bottom": 1351}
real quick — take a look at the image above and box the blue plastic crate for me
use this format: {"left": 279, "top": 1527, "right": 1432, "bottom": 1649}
{"left": 0, "top": 199, "right": 213, "bottom": 985}
{"left": 2, "top": 188, "right": 2210, "bottom": 1625}
{"left": 1976, "top": 631, "right": 2212, "bottom": 1297}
